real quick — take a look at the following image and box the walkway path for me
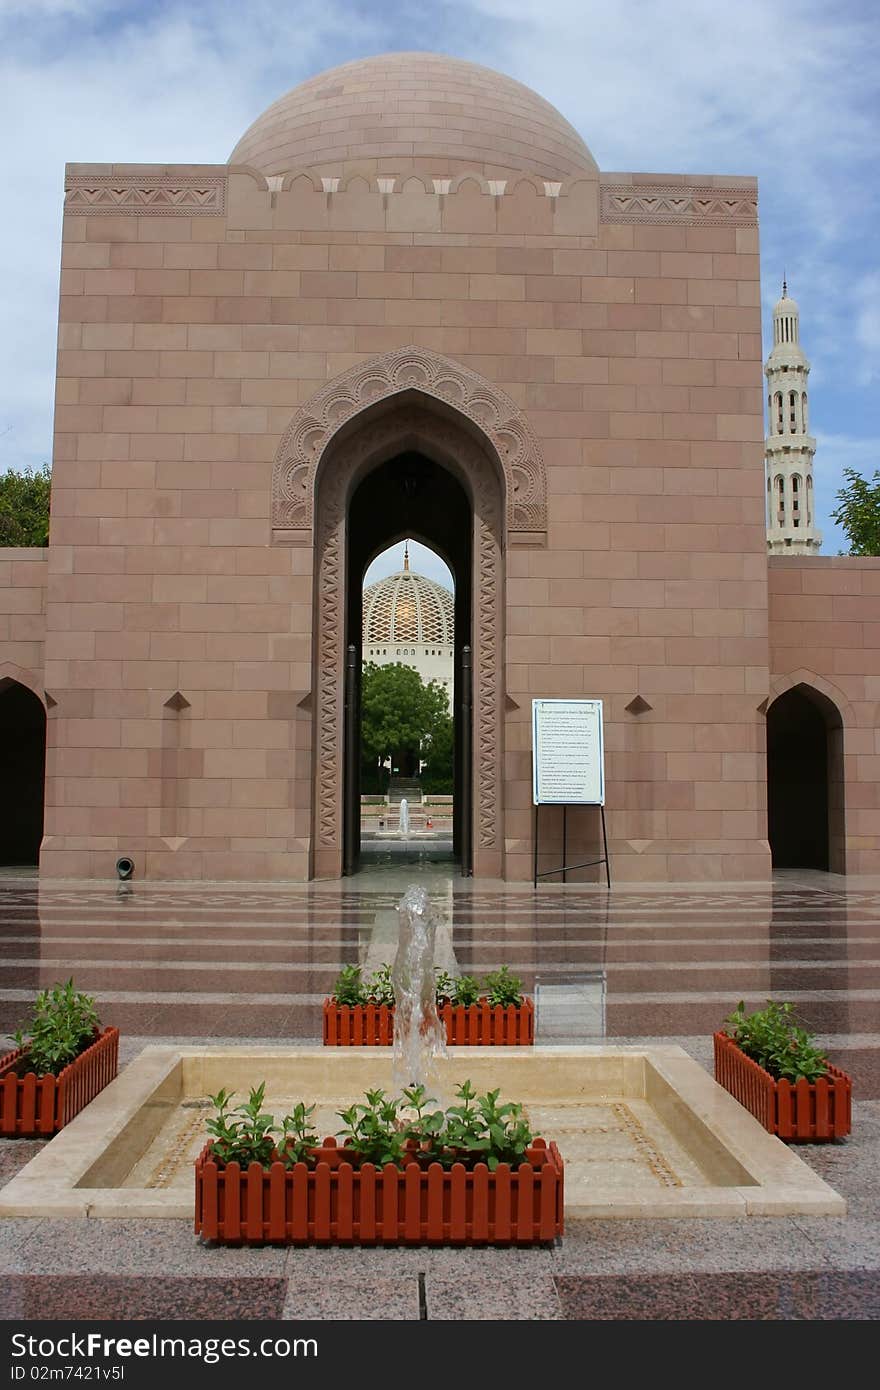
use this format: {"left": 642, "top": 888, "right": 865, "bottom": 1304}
{"left": 1, "top": 871, "right": 877, "bottom": 1320}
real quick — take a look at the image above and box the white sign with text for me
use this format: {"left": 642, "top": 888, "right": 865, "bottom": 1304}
{"left": 532, "top": 699, "right": 605, "bottom": 806}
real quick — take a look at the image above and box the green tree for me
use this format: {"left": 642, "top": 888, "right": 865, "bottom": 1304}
{"left": 360, "top": 662, "right": 449, "bottom": 772}
{"left": 421, "top": 708, "right": 454, "bottom": 791}
{"left": 830, "top": 466, "right": 880, "bottom": 555}
{"left": 0, "top": 465, "right": 51, "bottom": 546}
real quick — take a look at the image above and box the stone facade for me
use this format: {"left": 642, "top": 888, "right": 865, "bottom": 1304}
{"left": 1, "top": 54, "right": 877, "bottom": 882}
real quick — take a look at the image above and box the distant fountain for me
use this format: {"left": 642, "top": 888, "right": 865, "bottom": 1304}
{"left": 392, "top": 885, "right": 447, "bottom": 1090}
{"left": 398, "top": 797, "right": 410, "bottom": 837}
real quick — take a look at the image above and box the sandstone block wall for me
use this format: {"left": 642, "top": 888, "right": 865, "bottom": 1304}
{"left": 0, "top": 548, "right": 47, "bottom": 695}
{"left": 19, "top": 161, "right": 772, "bottom": 880}
{"left": 768, "top": 556, "right": 880, "bottom": 873}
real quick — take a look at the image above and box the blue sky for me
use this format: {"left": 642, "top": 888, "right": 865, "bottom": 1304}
{"left": 1, "top": 0, "right": 878, "bottom": 569}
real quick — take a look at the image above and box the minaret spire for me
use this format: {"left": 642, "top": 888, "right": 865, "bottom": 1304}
{"left": 403, "top": 540, "right": 410, "bottom": 572}
{"left": 764, "top": 279, "right": 821, "bottom": 555}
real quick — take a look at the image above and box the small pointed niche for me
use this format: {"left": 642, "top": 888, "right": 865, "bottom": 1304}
{"left": 45, "top": 692, "right": 57, "bottom": 709}
{"left": 625, "top": 695, "right": 652, "bottom": 715}
{"left": 164, "top": 691, "right": 191, "bottom": 712}
{"left": 756, "top": 698, "right": 769, "bottom": 715}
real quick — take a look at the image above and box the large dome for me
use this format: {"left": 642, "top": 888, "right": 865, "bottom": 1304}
{"left": 229, "top": 52, "right": 596, "bottom": 181}
{"left": 363, "top": 562, "right": 454, "bottom": 647}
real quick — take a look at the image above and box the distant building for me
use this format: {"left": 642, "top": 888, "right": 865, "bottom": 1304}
{"left": 765, "top": 283, "right": 821, "bottom": 554}
{"left": 362, "top": 546, "right": 454, "bottom": 708}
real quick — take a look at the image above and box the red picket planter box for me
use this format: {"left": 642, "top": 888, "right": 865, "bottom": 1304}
{"left": 323, "top": 998, "right": 534, "bottom": 1046}
{"left": 0, "top": 1027, "right": 119, "bottom": 1138}
{"left": 713, "top": 1031, "right": 851, "bottom": 1141}
{"left": 194, "top": 1135, "right": 563, "bottom": 1246}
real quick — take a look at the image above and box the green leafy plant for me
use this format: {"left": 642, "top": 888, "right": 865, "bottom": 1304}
{"left": 723, "top": 1000, "right": 829, "bottom": 1083}
{"left": 366, "top": 962, "right": 395, "bottom": 1008}
{"left": 441, "top": 1078, "right": 488, "bottom": 1160}
{"left": 474, "top": 1088, "right": 533, "bottom": 1169}
{"left": 831, "top": 466, "right": 880, "bottom": 556}
{"left": 204, "top": 1079, "right": 537, "bottom": 1173}
{"left": 11, "top": 978, "right": 100, "bottom": 1077}
{"left": 336, "top": 1087, "right": 409, "bottom": 1167}
{"left": 436, "top": 1080, "right": 534, "bottom": 1170}
{"left": 330, "top": 963, "right": 531, "bottom": 1011}
{"left": 331, "top": 963, "right": 367, "bottom": 1006}
{"left": 483, "top": 965, "right": 524, "bottom": 1007}
{"left": 433, "top": 968, "right": 455, "bottom": 1004}
{"left": 278, "top": 1102, "right": 320, "bottom": 1169}
{"left": 0, "top": 464, "right": 51, "bottom": 547}
{"left": 399, "top": 1083, "right": 446, "bottom": 1158}
{"left": 205, "top": 1082, "right": 277, "bottom": 1168}
{"left": 451, "top": 974, "right": 481, "bottom": 1007}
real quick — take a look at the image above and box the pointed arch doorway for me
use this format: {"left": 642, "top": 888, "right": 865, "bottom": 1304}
{"left": 350, "top": 463, "right": 469, "bottom": 874}
{"left": 310, "top": 400, "right": 505, "bottom": 881}
{"left": 0, "top": 678, "right": 46, "bottom": 867}
{"left": 767, "top": 683, "right": 845, "bottom": 873}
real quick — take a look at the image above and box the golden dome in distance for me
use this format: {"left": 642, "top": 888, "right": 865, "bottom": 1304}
{"left": 229, "top": 52, "right": 596, "bottom": 180}
{"left": 363, "top": 551, "right": 454, "bottom": 647}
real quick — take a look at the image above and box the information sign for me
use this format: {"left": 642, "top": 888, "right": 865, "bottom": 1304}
{"left": 532, "top": 699, "right": 605, "bottom": 806}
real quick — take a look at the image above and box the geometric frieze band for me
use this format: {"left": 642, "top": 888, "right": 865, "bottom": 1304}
{"left": 64, "top": 175, "right": 226, "bottom": 216}
{"left": 601, "top": 184, "right": 757, "bottom": 226}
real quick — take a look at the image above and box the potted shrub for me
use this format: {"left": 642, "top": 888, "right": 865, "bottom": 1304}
{"left": 322, "top": 963, "right": 535, "bottom": 1046}
{"left": 194, "top": 1079, "right": 563, "bottom": 1246}
{"left": 0, "top": 978, "right": 119, "bottom": 1137}
{"left": 714, "top": 999, "right": 851, "bottom": 1141}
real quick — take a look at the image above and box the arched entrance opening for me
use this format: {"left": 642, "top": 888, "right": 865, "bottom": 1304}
{"left": 0, "top": 679, "right": 46, "bottom": 866}
{"left": 767, "top": 684, "right": 845, "bottom": 873}
{"left": 351, "top": 460, "right": 467, "bottom": 872}
{"left": 310, "top": 398, "right": 505, "bottom": 881}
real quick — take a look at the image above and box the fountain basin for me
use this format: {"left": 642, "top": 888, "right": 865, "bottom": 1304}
{"left": 0, "top": 1045, "right": 845, "bottom": 1220}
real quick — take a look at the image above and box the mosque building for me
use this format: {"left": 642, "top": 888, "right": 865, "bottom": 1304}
{"left": 362, "top": 545, "right": 454, "bottom": 707}
{"left": 0, "top": 50, "right": 878, "bottom": 884}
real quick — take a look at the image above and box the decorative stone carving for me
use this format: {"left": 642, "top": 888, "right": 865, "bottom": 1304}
{"left": 313, "top": 407, "right": 503, "bottom": 859}
{"left": 273, "top": 347, "right": 546, "bottom": 538}
{"left": 64, "top": 175, "right": 226, "bottom": 216}
{"left": 600, "top": 183, "right": 757, "bottom": 226}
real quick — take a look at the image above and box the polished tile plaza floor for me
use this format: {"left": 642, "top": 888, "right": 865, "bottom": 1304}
{"left": 1, "top": 867, "right": 878, "bottom": 1320}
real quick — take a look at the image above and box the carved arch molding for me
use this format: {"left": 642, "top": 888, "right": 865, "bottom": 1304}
{"left": 272, "top": 346, "right": 546, "bottom": 538}
{"left": 313, "top": 406, "right": 504, "bottom": 870}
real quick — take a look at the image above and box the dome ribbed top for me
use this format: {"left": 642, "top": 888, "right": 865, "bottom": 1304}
{"left": 363, "top": 566, "right": 454, "bottom": 646}
{"left": 229, "top": 52, "right": 596, "bottom": 180}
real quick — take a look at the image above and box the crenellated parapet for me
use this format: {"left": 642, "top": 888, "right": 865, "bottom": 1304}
{"left": 64, "top": 165, "right": 758, "bottom": 234}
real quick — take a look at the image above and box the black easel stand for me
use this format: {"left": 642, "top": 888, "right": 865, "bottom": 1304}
{"left": 533, "top": 802, "right": 611, "bottom": 888}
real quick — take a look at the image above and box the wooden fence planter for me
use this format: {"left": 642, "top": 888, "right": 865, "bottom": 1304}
{"left": 0, "top": 1027, "right": 120, "bottom": 1138}
{"left": 323, "top": 998, "right": 535, "bottom": 1047}
{"left": 713, "top": 1031, "right": 851, "bottom": 1141}
{"left": 194, "top": 1136, "right": 563, "bottom": 1247}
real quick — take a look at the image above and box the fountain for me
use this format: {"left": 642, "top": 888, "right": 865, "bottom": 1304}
{"left": 391, "top": 884, "right": 447, "bottom": 1091}
{"left": 0, "top": 899, "right": 847, "bottom": 1224}
{"left": 398, "top": 796, "right": 410, "bottom": 837}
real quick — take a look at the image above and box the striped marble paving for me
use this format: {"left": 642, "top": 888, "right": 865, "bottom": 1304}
{"left": 0, "top": 877, "right": 877, "bottom": 1097}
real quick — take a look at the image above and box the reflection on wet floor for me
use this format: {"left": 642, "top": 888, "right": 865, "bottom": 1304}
{"left": 0, "top": 871, "right": 877, "bottom": 1096}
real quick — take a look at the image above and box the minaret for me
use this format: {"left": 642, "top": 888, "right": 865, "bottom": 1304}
{"left": 765, "top": 280, "right": 821, "bottom": 554}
